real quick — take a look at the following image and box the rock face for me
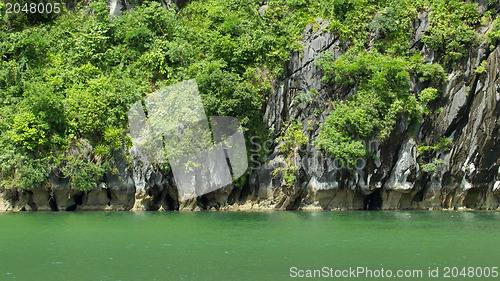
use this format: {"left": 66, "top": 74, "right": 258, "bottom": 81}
{"left": 226, "top": 14, "right": 499, "bottom": 211}
{"left": 1, "top": 12, "right": 499, "bottom": 212}
{"left": 244, "top": 14, "right": 499, "bottom": 211}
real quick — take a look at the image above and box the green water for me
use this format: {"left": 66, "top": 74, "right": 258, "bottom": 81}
{"left": 0, "top": 211, "right": 499, "bottom": 281}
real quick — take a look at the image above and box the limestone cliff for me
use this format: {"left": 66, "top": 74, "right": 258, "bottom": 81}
{"left": 244, "top": 14, "right": 500, "bottom": 211}
{"left": 1, "top": 5, "right": 499, "bottom": 212}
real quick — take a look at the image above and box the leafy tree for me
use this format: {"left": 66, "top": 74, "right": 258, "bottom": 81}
{"left": 422, "top": 0, "right": 479, "bottom": 63}
{"left": 315, "top": 49, "right": 440, "bottom": 166}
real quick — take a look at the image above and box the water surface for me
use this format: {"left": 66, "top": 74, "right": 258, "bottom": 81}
{"left": 0, "top": 211, "right": 499, "bottom": 280}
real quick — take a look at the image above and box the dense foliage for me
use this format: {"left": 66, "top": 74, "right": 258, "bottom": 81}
{"left": 0, "top": 0, "right": 301, "bottom": 190}
{"left": 273, "top": 119, "right": 308, "bottom": 188}
{"left": 315, "top": 50, "right": 419, "bottom": 164}
{"left": 314, "top": 0, "right": 495, "bottom": 168}
{"left": 0, "top": 0, "right": 498, "bottom": 190}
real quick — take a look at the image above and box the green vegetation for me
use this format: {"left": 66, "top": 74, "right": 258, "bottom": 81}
{"left": 475, "top": 60, "right": 488, "bottom": 74}
{"left": 420, "top": 162, "right": 436, "bottom": 173}
{"left": 273, "top": 120, "right": 308, "bottom": 188}
{"left": 315, "top": 50, "right": 430, "bottom": 165}
{"left": 417, "top": 137, "right": 452, "bottom": 153}
{"left": 487, "top": 17, "right": 500, "bottom": 48}
{"left": 313, "top": 0, "right": 493, "bottom": 168}
{"left": 412, "top": 56, "right": 446, "bottom": 87}
{"left": 420, "top": 162, "right": 437, "bottom": 173}
{"left": 421, "top": 0, "right": 479, "bottom": 64}
{"left": 0, "top": 0, "right": 308, "bottom": 191}
{"left": 417, "top": 137, "right": 451, "bottom": 174}
{"left": 0, "top": 0, "right": 496, "bottom": 190}
{"left": 420, "top": 158, "right": 446, "bottom": 174}
{"left": 294, "top": 88, "right": 319, "bottom": 108}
